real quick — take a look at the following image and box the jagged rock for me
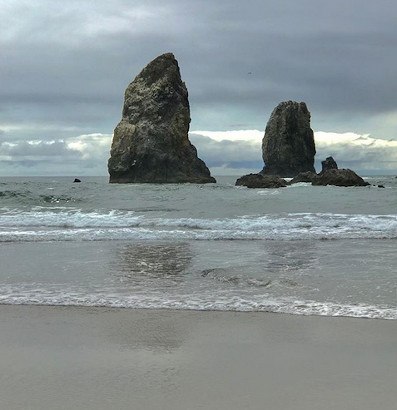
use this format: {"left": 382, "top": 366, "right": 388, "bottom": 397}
{"left": 261, "top": 101, "right": 316, "bottom": 177}
{"left": 289, "top": 171, "right": 317, "bottom": 184}
{"left": 108, "top": 53, "right": 215, "bottom": 183}
{"left": 235, "top": 173, "right": 287, "bottom": 188}
{"left": 320, "top": 156, "right": 338, "bottom": 174}
{"left": 73, "top": 178, "right": 81, "bottom": 183}
{"left": 312, "top": 169, "right": 369, "bottom": 187}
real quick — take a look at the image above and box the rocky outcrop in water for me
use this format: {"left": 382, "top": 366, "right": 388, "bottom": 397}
{"left": 235, "top": 174, "right": 287, "bottom": 188}
{"left": 312, "top": 169, "right": 369, "bottom": 187}
{"left": 108, "top": 53, "right": 215, "bottom": 183}
{"left": 312, "top": 156, "right": 369, "bottom": 186}
{"left": 261, "top": 101, "right": 316, "bottom": 177}
{"left": 290, "top": 162, "right": 369, "bottom": 187}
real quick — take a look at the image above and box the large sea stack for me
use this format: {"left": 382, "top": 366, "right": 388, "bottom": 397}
{"left": 261, "top": 101, "right": 316, "bottom": 177}
{"left": 108, "top": 53, "right": 215, "bottom": 183}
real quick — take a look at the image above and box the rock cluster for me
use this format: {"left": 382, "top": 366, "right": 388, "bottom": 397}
{"left": 261, "top": 101, "right": 316, "bottom": 177}
{"left": 108, "top": 53, "right": 215, "bottom": 183}
{"left": 312, "top": 168, "right": 369, "bottom": 187}
{"left": 107, "top": 55, "right": 369, "bottom": 189}
{"left": 236, "top": 105, "right": 368, "bottom": 188}
{"left": 289, "top": 157, "right": 369, "bottom": 187}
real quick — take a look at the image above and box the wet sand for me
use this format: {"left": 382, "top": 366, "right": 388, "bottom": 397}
{"left": 0, "top": 305, "right": 396, "bottom": 410}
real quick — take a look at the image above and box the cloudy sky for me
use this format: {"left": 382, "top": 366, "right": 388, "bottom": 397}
{"left": 1, "top": 0, "right": 396, "bottom": 176}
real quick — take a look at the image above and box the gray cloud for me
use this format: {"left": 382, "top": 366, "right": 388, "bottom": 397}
{"left": 1, "top": 140, "right": 74, "bottom": 157}
{"left": 191, "top": 131, "right": 397, "bottom": 175}
{"left": 1, "top": 1, "right": 396, "bottom": 175}
{"left": 0, "top": 131, "right": 395, "bottom": 176}
{"left": 190, "top": 134, "right": 262, "bottom": 170}
{"left": 0, "top": 134, "right": 111, "bottom": 176}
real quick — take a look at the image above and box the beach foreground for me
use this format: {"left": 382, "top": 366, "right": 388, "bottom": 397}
{"left": 0, "top": 305, "right": 396, "bottom": 410}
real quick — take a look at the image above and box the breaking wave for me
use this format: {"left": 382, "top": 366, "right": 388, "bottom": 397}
{"left": 0, "top": 284, "right": 395, "bottom": 319}
{"left": 1, "top": 209, "right": 396, "bottom": 242}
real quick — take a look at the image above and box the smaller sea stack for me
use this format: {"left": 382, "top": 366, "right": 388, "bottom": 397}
{"left": 261, "top": 101, "right": 316, "bottom": 177}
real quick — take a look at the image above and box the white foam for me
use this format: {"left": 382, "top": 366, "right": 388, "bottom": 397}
{"left": 0, "top": 285, "right": 395, "bottom": 319}
{"left": 0, "top": 211, "right": 396, "bottom": 242}
{"left": 0, "top": 208, "right": 142, "bottom": 228}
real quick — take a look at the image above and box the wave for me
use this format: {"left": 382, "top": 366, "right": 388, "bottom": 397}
{"left": 0, "top": 190, "right": 79, "bottom": 204}
{"left": 0, "top": 210, "right": 396, "bottom": 242}
{"left": 0, "top": 285, "right": 395, "bottom": 319}
{"left": 0, "top": 208, "right": 141, "bottom": 228}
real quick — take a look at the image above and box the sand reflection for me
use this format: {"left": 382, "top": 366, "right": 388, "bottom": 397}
{"left": 115, "top": 242, "right": 192, "bottom": 281}
{"left": 261, "top": 240, "right": 317, "bottom": 275}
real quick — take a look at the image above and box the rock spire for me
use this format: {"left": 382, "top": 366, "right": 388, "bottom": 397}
{"left": 320, "top": 156, "right": 338, "bottom": 174}
{"left": 261, "top": 101, "right": 316, "bottom": 177}
{"left": 108, "top": 53, "right": 215, "bottom": 183}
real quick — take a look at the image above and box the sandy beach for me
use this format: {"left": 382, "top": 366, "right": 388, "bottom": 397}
{"left": 0, "top": 305, "right": 396, "bottom": 410}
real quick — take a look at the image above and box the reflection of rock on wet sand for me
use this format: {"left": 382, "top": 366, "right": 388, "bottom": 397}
{"left": 261, "top": 241, "right": 317, "bottom": 274}
{"left": 108, "top": 243, "right": 194, "bottom": 351}
{"left": 258, "top": 241, "right": 318, "bottom": 291}
{"left": 199, "top": 241, "right": 317, "bottom": 289}
{"left": 116, "top": 242, "right": 192, "bottom": 280}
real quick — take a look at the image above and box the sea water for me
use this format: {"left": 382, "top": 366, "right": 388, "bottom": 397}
{"left": 0, "top": 175, "right": 396, "bottom": 319}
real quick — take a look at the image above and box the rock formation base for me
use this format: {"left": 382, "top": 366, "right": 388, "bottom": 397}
{"left": 235, "top": 174, "right": 287, "bottom": 188}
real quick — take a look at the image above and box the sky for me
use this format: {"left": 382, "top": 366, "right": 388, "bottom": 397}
{"left": 1, "top": 0, "right": 396, "bottom": 176}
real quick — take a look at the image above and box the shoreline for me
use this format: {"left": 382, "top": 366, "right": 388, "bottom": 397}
{"left": 1, "top": 304, "right": 396, "bottom": 410}
{"left": 0, "top": 301, "right": 396, "bottom": 320}
{"left": 1, "top": 238, "right": 396, "bottom": 320}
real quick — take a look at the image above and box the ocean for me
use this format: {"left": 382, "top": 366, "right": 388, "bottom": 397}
{"left": 0, "top": 175, "right": 396, "bottom": 319}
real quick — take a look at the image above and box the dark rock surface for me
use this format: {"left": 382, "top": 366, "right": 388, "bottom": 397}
{"left": 235, "top": 173, "right": 287, "bottom": 188}
{"left": 320, "top": 156, "right": 338, "bottom": 174}
{"left": 73, "top": 178, "right": 81, "bottom": 183}
{"left": 261, "top": 101, "right": 316, "bottom": 177}
{"left": 108, "top": 53, "right": 215, "bottom": 183}
{"left": 312, "top": 169, "right": 369, "bottom": 187}
{"left": 289, "top": 171, "right": 317, "bottom": 184}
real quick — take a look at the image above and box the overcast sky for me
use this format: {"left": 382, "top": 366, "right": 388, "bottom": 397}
{"left": 1, "top": 0, "right": 396, "bottom": 176}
